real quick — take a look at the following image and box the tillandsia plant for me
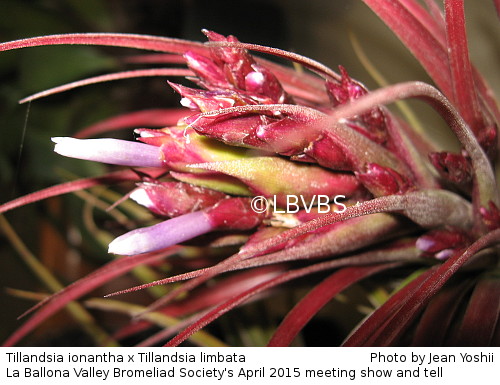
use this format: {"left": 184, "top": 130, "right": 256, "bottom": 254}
{"left": 1, "top": 0, "right": 499, "bottom": 346}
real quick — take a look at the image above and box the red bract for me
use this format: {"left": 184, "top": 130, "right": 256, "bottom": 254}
{"left": 429, "top": 151, "right": 472, "bottom": 186}
{"left": 130, "top": 181, "right": 227, "bottom": 218}
{"left": 416, "top": 228, "right": 471, "bottom": 260}
{"left": 356, "top": 163, "right": 411, "bottom": 196}
{"left": 1, "top": 0, "right": 499, "bottom": 347}
{"left": 326, "top": 66, "right": 388, "bottom": 144}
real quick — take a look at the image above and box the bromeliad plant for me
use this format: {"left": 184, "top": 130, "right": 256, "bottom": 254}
{"left": 1, "top": 0, "right": 499, "bottom": 346}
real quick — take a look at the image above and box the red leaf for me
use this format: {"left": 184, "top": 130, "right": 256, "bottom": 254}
{"left": 164, "top": 259, "right": 400, "bottom": 346}
{"left": 0, "top": 168, "right": 165, "bottom": 215}
{"left": 267, "top": 264, "right": 396, "bottom": 346}
{"left": 74, "top": 108, "right": 190, "bottom": 138}
{"left": 495, "top": 0, "right": 500, "bottom": 20}
{"left": 111, "top": 266, "right": 286, "bottom": 344}
{"left": 206, "top": 41, "right": 340, "bottom": 81}
{"left": 343, "top": 267, "right": 436, "bottom": 346}
{"left": 0, "top": 33, "right": 207, "bottom": 54}
{"left": 362, "top": 0, "right": 453, "bottom": 98}
{"left": 454, "top": 276, "right": 500, "bottom": 346}
{"left": 411, "top": 277, "right": 475, "bottom": 346}
{"left": 355, "top": 228, "right": 500, "bottom": 346}
{"left": 445, "top": 0, "right": 484, "bottom": 132}
{"left": 401, "top": 0, "right": 446, "bottom": 46}
{"left": 363, "top": 0, "right": 499, "bottom": 151}
{"left": 20, "top": 68, "right": 193, "bottom": 103}
{"left": 124, "top": 53, "right": 187, "bottom": 64}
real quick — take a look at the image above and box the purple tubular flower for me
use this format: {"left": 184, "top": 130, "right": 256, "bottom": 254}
{"left": 108, "top": 210, "right": 212, "bottom": 255}
{"left": 52, "top": 137, "right": 164, "bottom": 167}
{"left": 110, "top": 197, "right": 266, "bottom": 255}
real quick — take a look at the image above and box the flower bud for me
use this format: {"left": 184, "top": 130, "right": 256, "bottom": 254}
{"left": 356, "top": 163, "right": 411, "bottom": 196}
{"left": 479, "top": 201, "right": 500, "bottom": 231}
{"left": 326, "top": 66, "right": 387, "bottom": 144}
{"left": 429, "top": 151, "right": 472, "bottom": 185}
{"left": 416, "top": 228, "right": 470, "bottom": 260}
{"left": 130, "top": 181, "right": 226, "bottom": 218}
{"left": 169, "top": 82, "right": 255, "bottom": 112}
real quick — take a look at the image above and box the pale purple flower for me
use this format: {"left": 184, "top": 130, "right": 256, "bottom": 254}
{"left": 52, "top": 137, "right": 164, "bottom": 167}
{"left": 108, "top": 210, "right": 212, "bottom": 255}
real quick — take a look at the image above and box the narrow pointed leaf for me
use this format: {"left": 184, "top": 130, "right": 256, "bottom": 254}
{"left": 411, "top": 278, "right": 475, "bottom": 346}
{"left": 0, "top": 168, "right": 165, "bottom": 215}
{"left": 75, "top": 108, "right": 190, "bottom": 138}
{"left": 0, "top": 33, "right": 207, "bottom": 54}
{"left": 20, "top": 68, "right": 192, "bottom": 103}
{"left": 365, "top": 229, "right": 500, "bottom": 346}
{"left": 85, "top": 298, "right": 227, "bottom": 347}
{"left": 445, "top": 0, "right": 484, "bottom": 132}
{"left": 165, "top": 259, "right": 401, "bottom": 346}
{"left": 267, "top": 264, "right": 397, "bottom": 347}
{"left": 454, "top": 276, "right": 500, "bottom": 346}
{"left": 362, "top": 0, "right": 453, "bottom": 98}
{"left": 343, "top": 267, "right": 434, "bottom": 346}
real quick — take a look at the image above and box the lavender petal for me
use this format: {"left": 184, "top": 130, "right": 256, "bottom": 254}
{"left": 52, "top": 137, "right": 164, "bottom": 167}
{"left": 108, "top": 210, "right": 213, "bottom": 255}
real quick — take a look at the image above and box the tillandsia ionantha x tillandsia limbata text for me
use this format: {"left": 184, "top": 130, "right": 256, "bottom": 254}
{"left": 1, "top": 0, "right": 499, "bottom": 347}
